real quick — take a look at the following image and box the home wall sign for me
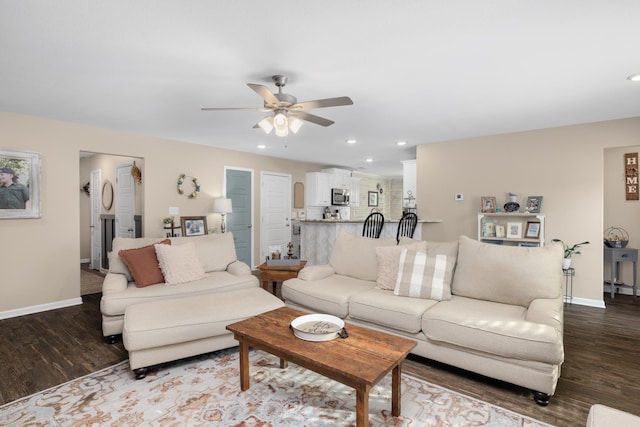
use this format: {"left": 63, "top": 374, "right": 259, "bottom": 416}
{"left": 625, "top": 152, "right": 638, "bottom": 201}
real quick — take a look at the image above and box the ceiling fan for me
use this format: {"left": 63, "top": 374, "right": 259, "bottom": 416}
{"left": 201, "top": 75, "right": 353, "bottom": 137}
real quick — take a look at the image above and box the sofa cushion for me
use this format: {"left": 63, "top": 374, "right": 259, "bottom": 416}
{"left": 451, "top": 236, "right": 563, "bottom": 307}
{"left": 422, "top": 296, "right": 564, "bottom": 364}
{"left": 170, "top": 233, "right": 237, "bottom": 273}
{"left": 376, "top": 240, "right": 427, "bottom": 290}
{"left": 349, "top": 287, "right": 438, "bottom": 334}
{"left": 110, "top": 237, "right": 169, "bottom": 281}
{"left": 155, "top": 242, "right": 206, "bottom": 285}
{"left": 282, "top": 275, "right": 376, "bottom": 318}
{"left": 330, "top": 229, "right": 397, "bottom": 281}
{"left": 118, "top": 239, "right": 171, "bottom": 288}
{"left": 394, "top": 249, "right": 454, "bottom": 301}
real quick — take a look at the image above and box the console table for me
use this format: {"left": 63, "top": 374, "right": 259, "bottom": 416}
{"left": 603, "top": 247, "right": 638, "bottom": 299}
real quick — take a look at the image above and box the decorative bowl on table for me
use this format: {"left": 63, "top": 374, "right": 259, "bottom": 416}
{"left": 290, "top": 314, "right": 344, "bottom": 342}
{"left": 604, "top": 226, "right": 629, "bottom": 248}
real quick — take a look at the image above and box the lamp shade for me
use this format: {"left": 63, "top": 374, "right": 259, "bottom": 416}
{"left": 213, "top": 197, "right": 232, "bottom": 214}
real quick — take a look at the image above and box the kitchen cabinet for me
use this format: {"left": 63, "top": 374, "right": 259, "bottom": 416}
{"left": 306, "top": 172, "right": 331, "bottom": 206}
{"left": 322, "top": 168, "right": 351, "bottom": 189}
{"left": 349, "top": 177, "right": 360, "bottom": 206}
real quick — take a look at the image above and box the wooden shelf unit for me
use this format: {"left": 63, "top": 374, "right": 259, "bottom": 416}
{"left": 477, "top": 212, "right": 545, "bottom": 247}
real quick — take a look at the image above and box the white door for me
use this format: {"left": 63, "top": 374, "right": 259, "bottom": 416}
{"left": 90, "top": 169, "right": 102, "bottom": 270}
{"left": 115, "top": 162, "right": 135, "bottom": 238}
{"left": 261, "top": 172, "right": 291, "bottom": 261}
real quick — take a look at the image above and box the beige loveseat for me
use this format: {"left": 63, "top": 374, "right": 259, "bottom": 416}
{"left": 282, "top": 230, "right": 564, "bottom": 405}
{"left": 100, "top": 232, "right": 259, "bottom": 341}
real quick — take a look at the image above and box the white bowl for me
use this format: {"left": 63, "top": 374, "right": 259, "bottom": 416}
{"left": 290, "top": 314, "right": 344, "bottom": 342}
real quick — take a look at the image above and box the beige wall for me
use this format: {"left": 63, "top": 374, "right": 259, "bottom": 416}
{"left": 417, "top": 116, "right": 640, "bottom": 306}
{"left": 0, "top": 112, "right": 322, "bottom": 315}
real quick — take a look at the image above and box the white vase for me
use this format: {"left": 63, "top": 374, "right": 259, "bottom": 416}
{"left": 562, "top": 258, "right": 572, "bottom": 270}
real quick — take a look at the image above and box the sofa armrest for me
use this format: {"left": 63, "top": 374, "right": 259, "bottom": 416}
{"left": 526, "top": 297, "right": 563, "bottom": 332}
{"left": 227, "top": 260, "right": 252, "bottom": 276}
{"left": 102, "top": 272, "right": 128, "bottom": 294}
{"left": 298, "top": 264, "right": 336, "bottom": 281}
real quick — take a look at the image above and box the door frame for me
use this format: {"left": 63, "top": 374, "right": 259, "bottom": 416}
{"left": 224, "top": 166, "right": 255, "bottom": 267}
{"left": 89, "top": 169, "right": 102, "bottom": 270}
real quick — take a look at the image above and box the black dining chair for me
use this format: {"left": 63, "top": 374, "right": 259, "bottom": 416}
{"left": 396, "top": 212, "right": 418, "bottom": 243}
{"left": 362, "top": 212, "right": 384, "bottom": 238}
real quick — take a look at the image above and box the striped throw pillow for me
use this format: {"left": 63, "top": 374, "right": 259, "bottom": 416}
{"left": 394, "top": 249, "right": 454, "bottom": 300}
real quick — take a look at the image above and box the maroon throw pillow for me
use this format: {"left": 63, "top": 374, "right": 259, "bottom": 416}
{"left": 118, "top": 239, "right": 171, "bottom": 287}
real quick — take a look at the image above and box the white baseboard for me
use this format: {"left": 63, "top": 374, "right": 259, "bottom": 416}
{"left": 0, "top": 298, "right": 83, "bottom": 320}
{"left": 80, "top": 258, "right": 90, "bottom": 264}
{"left": 565, "top": 296, "right": 606, "bottom": 308}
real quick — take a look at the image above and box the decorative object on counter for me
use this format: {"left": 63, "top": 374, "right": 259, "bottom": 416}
{"left": 481, "top": 196, "right": 497, "bottom": 213}
{"left": 368, "top": 191, "right": 378, "bottom": 207}
{"left": 525, "top": 196, "right": 543, "bottom": 213}
{"left": 81, "top": 181, "right": 90, "bottom": 196}
{"left": 213, "top": 197, "right": 232, "bottom": 233}
{"left": 181, "top": 216, "right": 207, "bottom": 237}
{"left": 625, "top": 152, "right": 639, "bottom": 200}
{"left": 503, "top": 192, "right": 520, "bottom": 213}
{"left": 177, "top": 173, "right": 200, "bottom": 198}
{"left": 604, "top": 226, "right": 629, "bottom": 248}
{"left": 130, "top": 162, "right": 142, "bottom": 185}
{"left": 362, "top": 211, "right": 384, "bottom": 238}
{"left": 551, "top": 239, "right": 590, "bottom": 270}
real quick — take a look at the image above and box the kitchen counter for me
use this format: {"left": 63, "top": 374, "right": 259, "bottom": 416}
{"left": 300, "top": 218, "right": 442, "bottom": 265}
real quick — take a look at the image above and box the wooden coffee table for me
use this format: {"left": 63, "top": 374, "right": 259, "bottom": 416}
{"left": 226, "top": 307, "right": 416, "bottom": 426}
{"left": 257, "top": 260, "right": 307, "bottom": 295}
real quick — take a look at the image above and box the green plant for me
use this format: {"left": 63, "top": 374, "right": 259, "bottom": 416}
{"left": 551, "top": 239, "right": 590, "bottom": 258}
{"left": 163, "top": 217, "right": 174, "bottom": 225}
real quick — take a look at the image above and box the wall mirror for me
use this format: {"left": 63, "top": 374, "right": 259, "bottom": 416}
{"left": 102, "top": 179, "right": 114, "bottom": 210}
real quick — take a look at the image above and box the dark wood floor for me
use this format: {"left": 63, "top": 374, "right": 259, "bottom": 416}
{"left": 1, "top": 293, "right": 639, "bottom": 427}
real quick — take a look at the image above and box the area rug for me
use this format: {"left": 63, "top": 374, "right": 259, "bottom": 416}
{"left": 80, "top": 268, "right": 104, "bottom": 295}
{"left": 0, "top": 348, "right": 554, "bottom": 426}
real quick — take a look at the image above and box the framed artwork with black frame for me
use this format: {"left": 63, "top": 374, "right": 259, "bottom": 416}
{"left": 368, "top": 191, "right": 378, "bottom": 207}
{"left": 181, "top": 216, "right": 208, "bottom": 237}
{"left": 0, "top": 149, "right": 41, "bottom": 219}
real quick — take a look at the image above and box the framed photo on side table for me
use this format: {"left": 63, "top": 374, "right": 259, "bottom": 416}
{"left": 525, "top": 221, "right": 541, "bottom": 239}
{"left": 526, "top": 196, "right": 543, "bottom": 213}
{"left": 481, "top": 196, "right": 497, "bottom": 213}
{"left": 506, "top": 222, "right": 523, "bottom": 239}
{"left": 181, "top": 216, "right": 208, "bottom": 237}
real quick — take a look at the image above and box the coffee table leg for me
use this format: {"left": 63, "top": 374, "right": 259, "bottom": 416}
{"left": 392, "top": 363, "right": 401, "bottom": 416}
{"left": 239, "top": 341, "right": 250, "bottom": 391}
{"left": 356, "top": 385, "right": 370, "bottom": 427}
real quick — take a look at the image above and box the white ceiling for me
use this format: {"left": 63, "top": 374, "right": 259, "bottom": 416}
{"left": 2, "top": 1, "right": 640, "bottom": 176}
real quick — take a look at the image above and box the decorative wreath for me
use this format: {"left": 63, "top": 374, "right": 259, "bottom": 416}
{"left": 177, "top": 173, "right": 200, "bottom": 198}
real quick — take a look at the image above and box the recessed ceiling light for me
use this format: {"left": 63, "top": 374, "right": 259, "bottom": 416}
{"left": 365, "top": 158, "right": 373, "bottom": 162}
{"left": 397, "top": 141, "right": 407, "bottom": 146}
{"left": 627, "top": 74, "right": 640, "bottom": 82}
{"left": 257, "top": 144, "right": 266, "bottom": 149}
{"left": 346, "top": 139, "right": 357, "bottom": 144}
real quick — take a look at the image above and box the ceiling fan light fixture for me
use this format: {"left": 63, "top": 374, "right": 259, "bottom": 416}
{"left": 274, "top": 111, "right": 289, "bottom": 137}
{"left": 288, "top": 116, "right": 304, "bottom": 134}
{"left": 257, "top": 116, "right": 274, "bottom": 134}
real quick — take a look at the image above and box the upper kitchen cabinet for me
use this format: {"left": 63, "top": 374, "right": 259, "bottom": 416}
{"left": 349, "top": 177, "right": 360, "bottom": 206}
{"left": 322, "top": 168, "right": 351, "bottom": 189}
{"left": 306, "top": 172, "right": 331, "bottom": 206}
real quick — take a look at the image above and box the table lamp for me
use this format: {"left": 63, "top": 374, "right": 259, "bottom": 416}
{"left": 213, "top": 198, "right": 232, "bottom": 233}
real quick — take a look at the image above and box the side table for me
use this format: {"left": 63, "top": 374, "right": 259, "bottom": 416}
{"left": 257, "top": 260, "right": 307, "bottom": 296}
{"left": 603, "top": 247, "right": 638, "bottom": 299}
{"left": 563, "top": 267, "right": 575, "bottom": 306}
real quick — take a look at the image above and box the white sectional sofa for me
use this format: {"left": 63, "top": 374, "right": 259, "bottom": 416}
{"left": 282, "top": 230, "right": 565, "bottom": 405}
{"left": 100, "top": 232, "right": 259, "bottom": 341}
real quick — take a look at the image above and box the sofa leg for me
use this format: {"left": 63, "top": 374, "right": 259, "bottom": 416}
{"left": 104, "top": 335, "right": 119, "bottom": 344}
{"left": 533, "top": 391, "right": 550, "bottom": 406}
{"left": 133, "top": 368, "right": 148, "bottom": 380}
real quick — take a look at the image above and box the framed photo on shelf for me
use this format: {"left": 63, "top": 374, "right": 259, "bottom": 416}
{"left": 368, "top": 191, "right": 378, "bottom": 207}
{"left": 506, "top": 222, "right": 523, "bottom": 239}
{"left": 0, "top": 149, "right": 41, "bottom": 219}
{"left": 526, "top": 196, "right": 543, "bottom": 213}
{"left": 496, "top": 225, "right": 506, "bottom": 238}
{"left": 525, "top": 221, "right": 541, "bottom": 238}
{"left": 481, "top": 196, "right": 497, "bottom": 213}
{"left": 181, "top": 216, "right": 208, "bottom": 237}
{"left": 482, "top": 219, "right": 497, "bottom": 237}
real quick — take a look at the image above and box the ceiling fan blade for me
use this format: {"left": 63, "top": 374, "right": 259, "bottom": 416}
{"left": 291, "top": 96, "right": 353, "bottom": 111}
{"left": 201, "top": 107, "right": 269, "bottom": 111}
{"left": 247, "top": 83, "right": 280, "bottom": 107}
{"left": 293, "top": 111, "right": 335, "bottom": 127}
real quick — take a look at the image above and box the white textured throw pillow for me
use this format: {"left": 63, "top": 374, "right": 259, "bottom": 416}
{"left": 394, "top": 249, "right": 453, "bottom": 300}
{"left": 154, "top": 242, "right": 206, "bottom": 285}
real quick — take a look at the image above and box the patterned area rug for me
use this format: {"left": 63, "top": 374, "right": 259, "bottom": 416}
{"left": 80, "top": 268, "right": 104, "bottom": 295}
{"left": 0, "top": 348, "right": 554, "bottom": 426}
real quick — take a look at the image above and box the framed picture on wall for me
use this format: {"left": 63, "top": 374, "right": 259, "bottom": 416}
{"left": 181, "top": 216, "right": 208, "bottom": 237}
{"left": 368, "top": 191, "right": 378, "bottom": 207}
{"left": 0, "top": 149, "right": 41, "bottom": 219}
